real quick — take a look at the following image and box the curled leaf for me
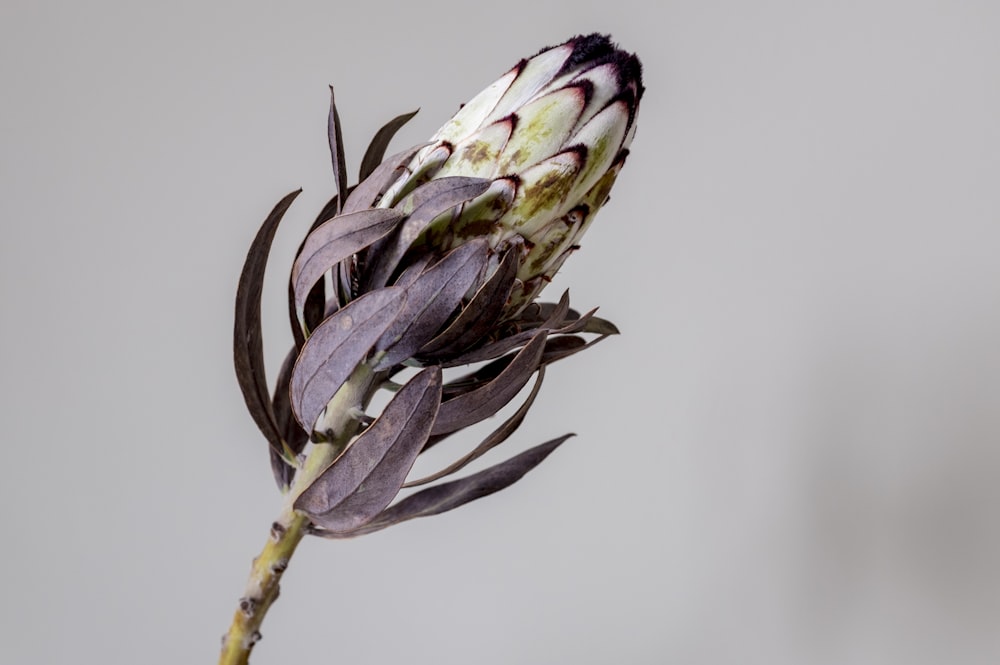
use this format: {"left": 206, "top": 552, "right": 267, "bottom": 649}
{"left": 234, "top": 189, "right": 301, "bottom": 454}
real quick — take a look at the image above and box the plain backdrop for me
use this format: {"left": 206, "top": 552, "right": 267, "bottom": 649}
{"left": 2, "top": 1, "right": 999, "bottom": 663}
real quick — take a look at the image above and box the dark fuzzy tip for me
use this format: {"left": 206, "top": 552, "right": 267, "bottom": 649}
{"left": 538, "top": 34, "right": 644, "bottom": 100}
{"left": 618, "top": 53, "right": 645, "bottom": 101}
{"left": 561, "top": 33, "right": 618, "bottom": 69}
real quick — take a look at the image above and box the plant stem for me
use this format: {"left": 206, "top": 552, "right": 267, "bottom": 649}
{"left": 219, "top": 363, "right": 381, "bottom": 664}
{"left": 218, "top": 506, "right": 308, "bottom": 665}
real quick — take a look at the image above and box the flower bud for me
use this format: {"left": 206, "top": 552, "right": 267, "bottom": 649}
{"left": 380, "top": 33, "right": 643, "bottom": 315}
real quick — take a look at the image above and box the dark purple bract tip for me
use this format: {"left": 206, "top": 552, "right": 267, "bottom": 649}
{"left": 539, "top": 33, "right": 644, "bottom": 100}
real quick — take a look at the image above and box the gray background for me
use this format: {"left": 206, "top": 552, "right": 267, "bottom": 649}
{"left": 2, "top": 1, "right": 999, "bottom": 663}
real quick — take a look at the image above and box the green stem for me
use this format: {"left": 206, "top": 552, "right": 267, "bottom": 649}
{"left": 219, "top": 363, "right": 382, "bottom": 665}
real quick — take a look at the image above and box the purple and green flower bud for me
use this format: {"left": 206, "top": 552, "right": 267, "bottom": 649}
{"left": 379, "top": 33, "right": 643, "bottom": 315}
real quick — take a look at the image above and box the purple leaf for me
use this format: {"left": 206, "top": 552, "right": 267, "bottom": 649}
{"left": 373, "top": 239, "right": 489, "bottom": 371}
{"left": 440, "top": 352, "right": 521, "bottom": 401}
{"left": 234, "top": 189, "right": 301, "bottom": 454}
{"left": 540, "top": 335, "right": 587, "bottom": 363}
{"left": 432, "top": 331, "right": 547, "bottom": 436}
{"left": 269, "top": 346, "right": 309, "bottom": 490}
{"left": 518, "top": 299, "right": 580, "bottom": 329}
{"left": 328, "top": 87, "right": 348, "bottom": 212}
{"left": 542, "top": 290, "right": 573, "bottom": 328}
{"left": 442, "top": 301, "right": 596, "bottom": 367}
{"left": 441, "top": 331, "right": 538, "bottom": 367}
{"left": 287, "top": 195, "right": 339, "bottom": 349}
{"left": 399, "top": 175, "right": 490, "bottom": 213}
{"left": 290, "top": 288, "right": 406, "bottom": 431}
{"left": 269, "top": 447, "right": 295, "bottom": 493}
{"left": 342, "top": 144, "right": 427, "bottom": 214}
{"left": 295, "top": 367, "right": 442, "bottom": 532}
{"left": 540, "top": 334, "right": 613, "bottom": 364}
{"left": 291, "top": 208, "right": 404, "bottom": 313}
{"left": 359, "top": 109, "right": 419, "bottom": 182}
{"left": 418, "top": 244, "right": 519, "bottom": 358}
{"left": 405, "top": 366, "right": 545, "bottom": 487}
{"left": 392, "top": 253, "right": 433, "bottom": 290}
{"left": 416, "top": 351, "right": 521, "bottom": 454}
{"left": 577, "top": 316, "right": 620, "bottom": 335}
{"left": 309, "top": 435, "right": 572, "bottom": 538}
{"left": 363, "top": 177, "right": 491, "bottom": 290}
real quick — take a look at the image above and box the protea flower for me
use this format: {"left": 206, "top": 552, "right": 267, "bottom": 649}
{"left": 224, "top": 33, "right": 642, "bottom": 664}
{"left": 371, "top": 33, "right": 643, "bottom": 315}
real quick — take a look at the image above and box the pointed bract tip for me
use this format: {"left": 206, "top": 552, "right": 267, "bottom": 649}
{"left": 537, "top": 33, "right": 643, "bottom": 99}
{"left": 562, "top": 33, "right": 618, "bottom": 69}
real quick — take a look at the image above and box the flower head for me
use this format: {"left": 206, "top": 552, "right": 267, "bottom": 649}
{"left": 377, "top": 33, "right": 643, "bottom": 314}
